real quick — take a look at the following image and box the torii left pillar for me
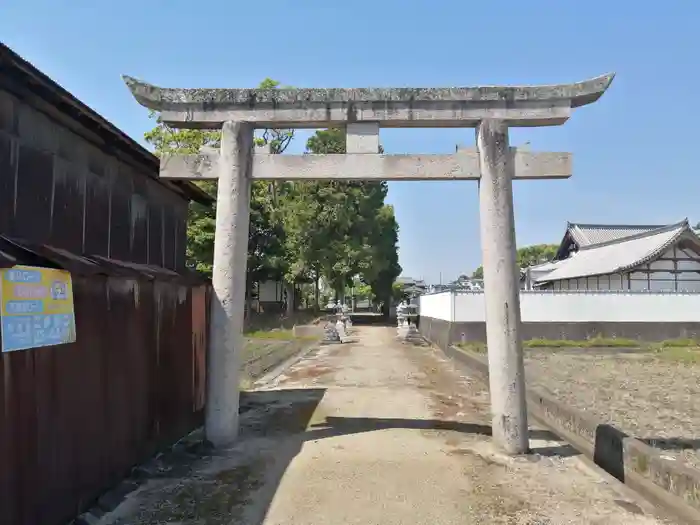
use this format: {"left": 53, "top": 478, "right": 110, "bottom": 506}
{"left": 205, "top": 121, "right": 254, "bottom": 446}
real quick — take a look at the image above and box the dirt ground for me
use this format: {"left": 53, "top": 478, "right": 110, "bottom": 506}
{"left": 95, "top": 327, "right": 673, "bottom": 525}
{"left": 525, "top": 350, "right": 700, "bottom": 470}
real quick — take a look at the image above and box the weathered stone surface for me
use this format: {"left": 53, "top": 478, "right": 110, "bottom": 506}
{"left": 206, "top": 121, "right": 254, "bottom": 447}
{"left": 160, "top": 149, "right": 571, "bottom": 181}
{"left": 160, "top": 151, "right": 218, "bottom": 179}
{"left": 122, "top": 74, "right": 614, "bottom": 128}
{"left": 123, "top": 74, "right": 614, "bottom": 107}
{"left": 477, "top": 119, "right": 529, "bottom": 455}
{"left": 346, "top": 123, "right": 379, "bottom": 153}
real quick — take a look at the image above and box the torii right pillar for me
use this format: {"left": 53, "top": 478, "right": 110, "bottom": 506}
{"left": 476, "top": 119, "right": 529, "bottom": 454}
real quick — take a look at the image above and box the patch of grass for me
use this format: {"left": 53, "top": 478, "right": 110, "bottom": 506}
{"left": 459, "top": 337, "right": 642, "bottom": 350}
{"left": 456, "top": 336, "right": 700, "bottom": 357}
{"left": 657, "top": 338, "right": 700, "bottom": 348}
{"left": 245, "top": 329, "right": 295, "bottom": 340}
{"left": 457, "top": 342, "right": 487, "bottom": 353}
{"left": 150, "top": 461, "right": 265, "bottom": 524}
{"left": 523, "top": 338, "right": 583, "bottom": 348}
{"left": 652, "top": 346, "right": 700, "bottom": 364}
{"left": 245, "top": 328, "right": 318, "bottom": 342}
{"left": 245, "top": 311, "right": 321, "bottom": 332}
{"left": 524, "top": 336, "right": 641, "bottom": 348}
{"left": 239, "top": 376, "right": 255, "bottom": 390}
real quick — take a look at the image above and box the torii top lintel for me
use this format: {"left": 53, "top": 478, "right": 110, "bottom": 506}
{"left": 122, "top": 73, "right": 614, "bottom": 130}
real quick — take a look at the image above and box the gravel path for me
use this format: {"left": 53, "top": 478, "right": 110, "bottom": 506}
{"left": 525, "top": 351, "right": 700, "bottom": 470}
{"left": 97, "top": 327, "right": 672, "bottom": 525}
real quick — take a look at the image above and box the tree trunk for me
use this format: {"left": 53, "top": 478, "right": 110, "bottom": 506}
{"left": 314, "top": 273, "right": 320, "bottom": 311}
{"left": 285, "top": 281, "right": 294, "bottom": 315}
{"left": 381, "top": 287, "right": 391, "bottom": 317}
{"left": 245, "top": 276, "right": 254, "bottom": 321}
{"left": 381, "top": 301, "right": 390, "bottom": 317}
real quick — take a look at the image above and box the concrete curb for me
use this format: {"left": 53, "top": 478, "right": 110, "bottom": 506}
{"left": 252, "top": 340, "right": 320, "bottom": 387}
{"left": 442, "top": 344, "right": 700, "bottom": 524}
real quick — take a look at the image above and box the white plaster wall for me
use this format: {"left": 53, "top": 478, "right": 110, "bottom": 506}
{"left": 453, "top": 292, "right": 486, "bottom": 322}
{"left": 418, "top": 292, "right": 453, "bottom": 321}
{"left": 423, "top": 291, "right": 700, "bottom": 323}
{"left": 520, "top": 292, "right": 700, "bottom": 322}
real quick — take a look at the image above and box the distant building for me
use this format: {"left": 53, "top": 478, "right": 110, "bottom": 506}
{"left": 428, "top": 283, "right": 450, "bottom": 293}
{"left": 525, "top": 220, "right": 700, "bottom": 292}
{"left": 449, "top": 274, "right": 482, "bottom": 291}
{"left": 425, "top": 275, "right": 481, "bottom": 293}
{"left": 396, "top": 276, "right": 427, "bottom": 297}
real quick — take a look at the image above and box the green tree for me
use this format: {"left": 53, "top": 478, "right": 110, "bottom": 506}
{"left": 281, "top": 129, "right": 359, "bottom": 301}
{"left": 355, "top": 283, "right": 373, "bottom": 301}
{"left": 287, "top": 128, "right": 400, "bottom": 312}
{"left": 144, "top": 114, "right": 220, "bottom": 274}
{"left": 471, "top": 243, "right": 558, "bottom": 280}
{"left": 143, "top": 78, "right": 294, "bottom": 296}
{"left": 366, "top": 205, "right": 402, "bottom": 314}
{"left": 392, "top": 281, "right": 406, "bottom": 301}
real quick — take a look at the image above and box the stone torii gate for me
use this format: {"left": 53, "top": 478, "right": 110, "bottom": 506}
{"left": 124, "top": 73, "right": 614, "bottom": 455}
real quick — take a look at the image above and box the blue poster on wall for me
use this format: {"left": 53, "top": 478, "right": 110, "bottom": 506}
{"left": 0, "top": 266, "right": 76, "bottom": 352}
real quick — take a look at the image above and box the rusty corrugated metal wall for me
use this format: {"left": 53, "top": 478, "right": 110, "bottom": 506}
{"left": 0, "top": 85, "right": 188, "bottom": 271}
{"left": 0, "top": 240, "right": 209, "bottom": 525}
{"left": 0, "top": 44, "right": 213, "bottom": 525}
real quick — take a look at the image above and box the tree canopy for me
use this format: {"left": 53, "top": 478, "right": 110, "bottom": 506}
{"left": 291, "top": 128, "right": 401, "bottom": 312}
{"left": 144, "top": 81, "right": 401, "bottom": 311}
{"left": 471, "top": 244, "right": 558, "bottom": 280}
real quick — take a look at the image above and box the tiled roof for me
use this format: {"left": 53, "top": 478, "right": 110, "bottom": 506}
{"left": 536, "top": 220, "right": 693, "bottom": 283}
{"left": 567, "top": 222, "right": 666, "bottom": 247}
{"left": 527, "top": 260, "right": 561, "bottom": 273}
{"left": 524, "top": 260, "right": 562, "bottom": 280}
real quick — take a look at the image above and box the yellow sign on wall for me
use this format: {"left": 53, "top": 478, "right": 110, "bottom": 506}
{"left": 0, "top": 265, "right": 77, "bottom": 352}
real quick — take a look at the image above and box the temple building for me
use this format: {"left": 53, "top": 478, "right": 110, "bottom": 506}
{"left": 523, "top": 219, "right": 700, "bottom": 292}
{"left": 396, "top": 276, "right": 428, "bottom": 296}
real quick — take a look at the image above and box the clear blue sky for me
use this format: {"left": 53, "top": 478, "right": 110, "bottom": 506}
{"left": 1, "top": 1, "right": 696, "bottom": 283}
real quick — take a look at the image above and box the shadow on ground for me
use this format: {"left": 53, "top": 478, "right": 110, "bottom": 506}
{"left": 102, "top": 388, "right": 581, "bottom": 525}
{"left": 346, "top": 314, "right": 394, "bottom": 326}
{"left": 640, "top": 437, "right": 700, "bottom": 451}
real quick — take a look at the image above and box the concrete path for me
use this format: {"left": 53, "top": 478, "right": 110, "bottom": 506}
{"left": 99, "top": 326, "right": 673, "bottom": 525}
